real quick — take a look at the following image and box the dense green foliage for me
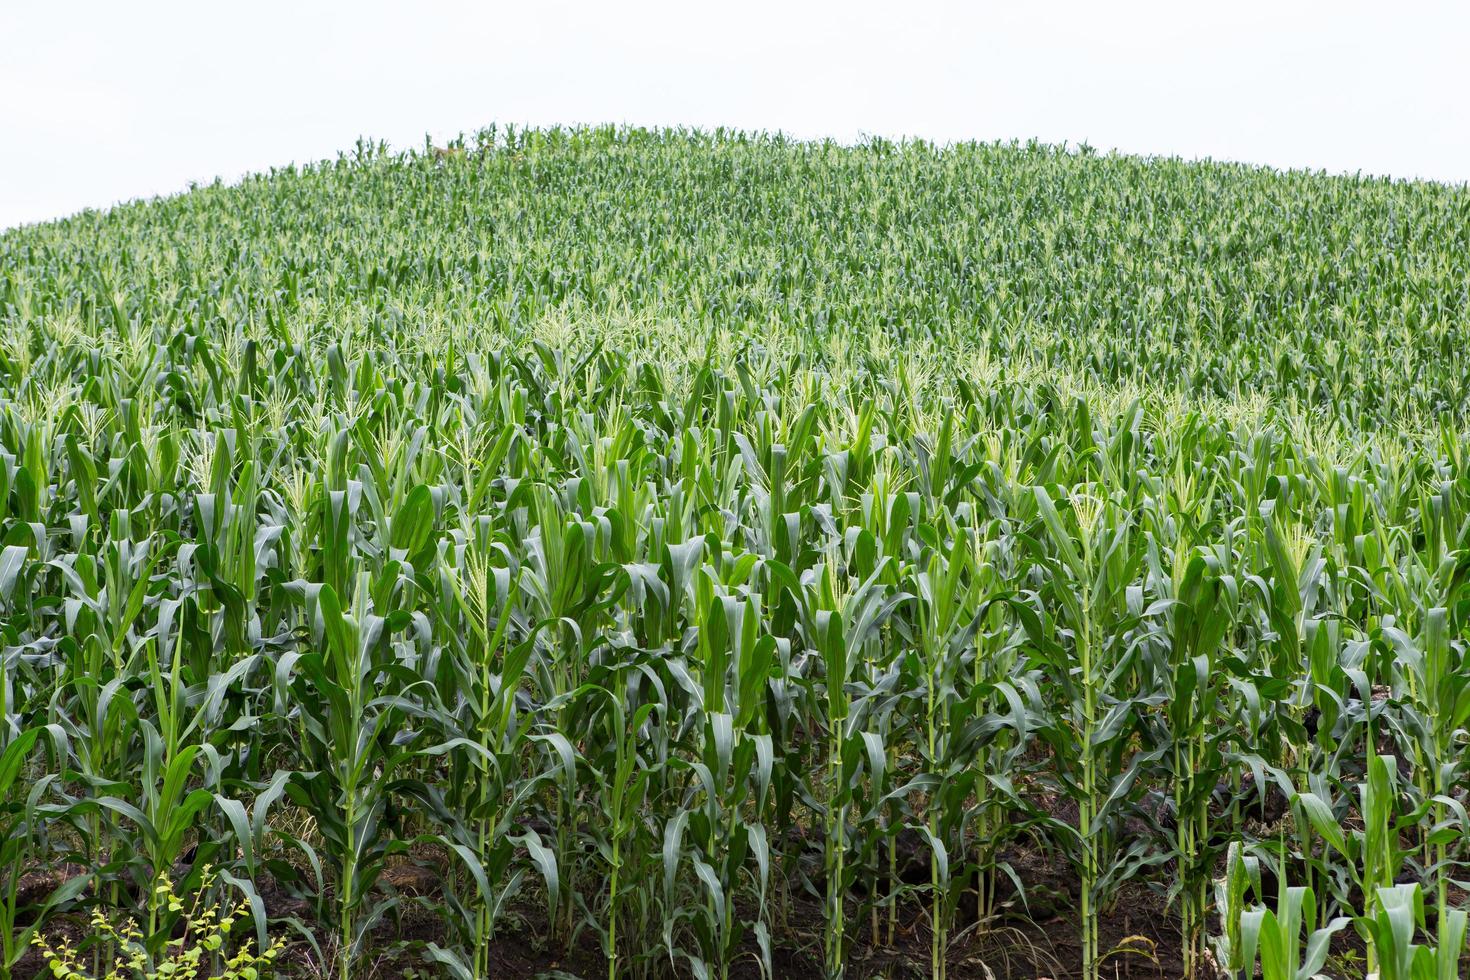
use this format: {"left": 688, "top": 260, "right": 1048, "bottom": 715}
{"left": 1, "top": 126, "right": 1468, "bottom": 979}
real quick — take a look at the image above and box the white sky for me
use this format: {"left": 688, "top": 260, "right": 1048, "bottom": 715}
{"left": 3, "top": 0, "right": 1468, "bottom": 230}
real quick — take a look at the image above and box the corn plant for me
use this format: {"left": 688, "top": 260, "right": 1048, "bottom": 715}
{"left": 1238, "top": 879, "right": 1352, "bottom": 980}
{"left": 284, "top": 574, "right": 424, "bottom": 979}
{"left": 1364, "top": 883, "right": 1469, "bottom": 980}
{"left": 1029, "top": 484, "right": 1158, "bottom": 980}
{"left": 0, "top": 728, "right": 44, "bottom": 975}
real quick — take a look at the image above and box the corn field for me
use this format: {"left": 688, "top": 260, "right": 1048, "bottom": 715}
{"left": 2, "top": 126, "right": 1469, "bottom": 979}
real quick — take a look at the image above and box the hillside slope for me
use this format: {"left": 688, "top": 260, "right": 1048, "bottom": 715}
{"left": 2, "top": 128, "right": 1468, "bottom": 980}
{"left": 6, "top": 126, "right": 1470, "bottom": 427}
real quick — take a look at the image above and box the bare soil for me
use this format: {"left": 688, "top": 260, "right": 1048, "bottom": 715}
{"left": 13, "top": 841, "right": 1191, "bottom": 979}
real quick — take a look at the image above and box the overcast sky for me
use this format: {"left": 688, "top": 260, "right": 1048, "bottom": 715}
{"left": 3, "top": 0, "right": 1468, "bottom": 230}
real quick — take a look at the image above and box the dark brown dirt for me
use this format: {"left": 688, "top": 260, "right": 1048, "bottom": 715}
{"left": 13, "top": 845, "right": 1188, "bottom": 979}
